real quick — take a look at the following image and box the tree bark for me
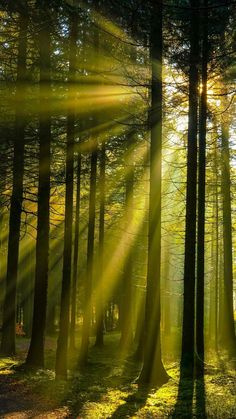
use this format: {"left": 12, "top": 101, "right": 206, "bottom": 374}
{"left": 1, "top": 5, "right": 28, "bottom": 355}
{"left": 181, "top": 0, "right": 199, "bottom": 371}
{"left": 79, "top": 145, "right": 98, "bottom": 366}
{"left": 95, "top": 142, "right": 106, "bottom": 347}
{"left": 79, "top": 1, "right": 99, "bottom": 365}
{"left": 55, "top": 12, "right": 78, "bottom": 379}
{"left": 196, "top": 0, "right": 208, "bottom": 366}
{"left": 163, "top": 245, "right": 171, "bottom": 336}
{"left": 211, "top": 134, "right": 219, "bottom": 352}
{"left": 220, "top": 119, "right": 236, "bottom": 356}
{"left": 26, "top": 0, "right": 51, "bottom": 368}
{"left": 138, "top": 0, "right": 168, "bottom": 386}
{"left": 69, "top": 152, "right": 81, "bottom": 351}
{"left": 120, "top": 136, "right": 134, "bottom": 351}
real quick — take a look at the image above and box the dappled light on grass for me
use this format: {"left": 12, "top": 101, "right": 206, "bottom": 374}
{"left": 0, "top": 335, "right": 235, "bottom": 418}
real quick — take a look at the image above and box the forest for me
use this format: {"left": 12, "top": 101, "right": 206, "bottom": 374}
{"left": 0, "top": 0, "right": 235, "bottom": 417}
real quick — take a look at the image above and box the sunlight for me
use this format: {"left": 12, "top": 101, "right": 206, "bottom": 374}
{"left": 0, "top": 0, "right": 235, "bottom": 417}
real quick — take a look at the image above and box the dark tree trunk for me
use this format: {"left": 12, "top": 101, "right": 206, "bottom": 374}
{"left": 1, "top": 6, "right": 28, "bottom": 355}
{"left": 138, "top": 0, "right": 168, "bottom": 386}
{"left": 79, "top": 1, "right": 99, "bottom": 365}
{"left": 196, "top": 0, "right": 208, "bottom": 366}
{"left": 95, "top": 142, "right": 106, "bottom": 347}
{"left": 26, "top": 1, "right": 51, "bottom": 368}
{"left": 69, "top": 152, "right": 81, "bottom": 351}
{"left": 214, "top": 141, "right": 219, "bottom": 352}
{"left": 79, "top": 144, "right": 98, "bottom": 366}
{"left": 0, "top": 163, "right": 7, "bottom": 322}
{"left": 220, "top": 121, "right": 236, "bottom": 356}
{"left": 181, "top": 0, "right": 199, "bottom": 371}
{"left": 55, "top": 13, "right": 78, "bottom": 379}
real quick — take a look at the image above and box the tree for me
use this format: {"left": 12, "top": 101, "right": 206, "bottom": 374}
{"left": 69, "top": 151, "right": 81, "bottom": 351}
{"left": 79, "top": 142, "right": 98, "bottom": 366}
{"left": 138, "top": 0, "right": 169, "bottom": 386}
{"left": 119, "top": 133, "right": 135, "bottom": 351}
{"left": 55, "top": 11, "right": 78, "bottom": 379}
{"left": 26, "top": 0, "right": 51, "bottom": 367}
{"left": 1, "top": 2, "right": 29, "bottom": 355}
{"left": 196, "top": 0, "right": 208, "bottom": 366}
{"left": 220, "top": 113, "right": 236, "bottom": 357}
{"left": 94, "top": 142, "right": 106, "bottom": 347}
{"left": 79, "top": 1, "right": 99, "bottom": 365}
{"left": 180, "top": 0, "right": 200, "bottom": 371}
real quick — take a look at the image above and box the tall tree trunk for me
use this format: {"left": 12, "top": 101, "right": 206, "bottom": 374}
{"left": 196, "top": 0, "right": 208, "bottom": 366}
{"left": 26, "top": 0, "right": 51, "bottom": 367}
{"left": 163, "top": 245, "right": 171, "bottom": 336}
{"left": 0, "top": 159, "right": 7, "bottom": 326}
{"left": 220, "top": 119, "right": 236, "bottom": 356}
{"left": 210, "top": 134, "right": 219, "bottom": 351}
{"left": 95, "top": 142, "right": 106, "bottom": 347}
{"left": 218, "top": 240, "right": 224, "bottom": 344}
{"left": 79, "top": 1, "right": 99, "bottom": 365}
{"left": 138, "top": 0, "right": 168, "bottom": 386}
{"left": 79, "top": 144, "right": 98, "bottom": 366}
{"left": 1, "top": 5, "right": 28, "bottom": 355}
{"left": 209, "top": 185, "right": 218, "bottom": 348}
{"left": 133, "top": 141, "right": 149, "bottom": 362}
{"left": 55, "top": 13, "right": 78, "bottom": 379}
{"left": 181, "top": 0, "right": 199, "bottom": 371}
{"left": 214, "top": 145, "right": 219, "bottom": 353}
{"left": 119, "top": 23, "right": 137, "bottom": 351}
{"left": 120, "top": 136, "right": 134, "bottom": 351}
{"left": 69, "top": 152, "right": 81, "bottom": 351}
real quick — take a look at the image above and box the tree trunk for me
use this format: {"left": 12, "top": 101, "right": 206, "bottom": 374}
{"left": 95, "top": 142, "right": 106, "bottom": 347}
{"left": 120, "top": 136, "right": 134, "bottom": 351}
{"left": 221, "top": 120, "right": 236, "bottom": 356}
{"left": 79, "top": 2, "right": 99, "bottom": 365}
{"left": 69, "top": 152, "right": 81, "bottom": 351}
{"left": 55, "top": 13, "right": 78, "bottom": 379}
{"left": 218, "top": 241, "right": 224, "bottom": 345}
{"left": 181, "top": 0, "right": 199, "bottom": 371}
{"left": 163, "top": 246, "right": 171, "bottom": 336}
{"left": 211, "top": 135, "right": 219, "bottom": 352}
{"left": 79, "top": 145, "right": 98, "bottom": 366}
{"left": 1, "top": 5, "right": 28, "bottom": 355}
{"left": 0, "top": 160, "right": 7, "bottom": 326}
{"left": 26, "top": 1, "right": 51, "bottom": 368}
{"left": 138, "top": 0, "right": 168, "bottom": 386}
{"left": 209, "top": 189, "right": 218, "bottom": 348}
{"left": 196, "top": 0, "right": 208, "bottom": 365}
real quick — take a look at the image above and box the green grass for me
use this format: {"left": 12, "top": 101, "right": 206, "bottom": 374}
{"left": 0, "top": 333, "right": 235, "bottom": 418}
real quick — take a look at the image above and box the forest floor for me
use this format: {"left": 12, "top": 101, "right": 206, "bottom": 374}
{"left": 0, "top": 333, "right": 235, "bottom": 418}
